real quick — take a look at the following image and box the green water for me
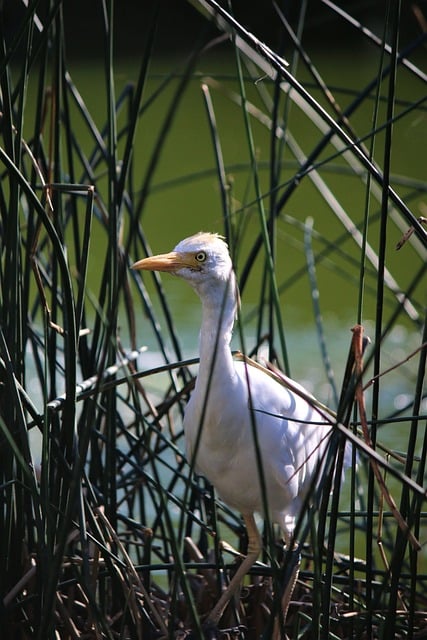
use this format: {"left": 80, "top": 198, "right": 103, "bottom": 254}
{"left": 54, "top": 48, "right": 426, "bottom": 318}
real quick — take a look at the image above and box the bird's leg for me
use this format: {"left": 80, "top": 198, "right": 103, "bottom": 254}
{"left": 273, "top": 535, "right": 301, "bottom": 640}
{"left": 206, "top": 513, "right": 261, "bottom": 627}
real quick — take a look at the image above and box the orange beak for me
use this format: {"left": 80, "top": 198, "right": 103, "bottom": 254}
{"left": 132, "top": 252, "right": 193, "bottom": 272}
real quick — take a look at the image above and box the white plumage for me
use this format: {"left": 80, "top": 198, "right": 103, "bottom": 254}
{"left": 132, "top": 232, "right": 333, "bottom": 630}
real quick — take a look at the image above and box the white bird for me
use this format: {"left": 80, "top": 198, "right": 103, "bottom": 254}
{"left": 132, "top": 232, "right": 334, "bottom": 633}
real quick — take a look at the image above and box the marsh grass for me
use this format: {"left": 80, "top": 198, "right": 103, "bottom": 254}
{"left": 1, "top": 1, "right": 427, "bottom": 638}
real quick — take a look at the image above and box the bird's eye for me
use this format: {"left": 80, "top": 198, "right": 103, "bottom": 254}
{"left": 195, "top": 251, "right": 207, "bottom": 263}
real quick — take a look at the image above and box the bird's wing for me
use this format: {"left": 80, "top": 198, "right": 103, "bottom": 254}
{"left": 233, "top": 357, "right": 332, "bottom": 498}
{"left": 233, "top": 351, "right": 336, "bottom": 422}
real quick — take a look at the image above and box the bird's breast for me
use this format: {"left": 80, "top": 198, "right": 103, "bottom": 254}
{"left": 183, "top": 358, "right": 332, "bottom": 519}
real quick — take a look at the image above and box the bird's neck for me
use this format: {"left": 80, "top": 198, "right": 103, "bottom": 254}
{"left": 197, "top": 272, "right": 237, "bottom": 383}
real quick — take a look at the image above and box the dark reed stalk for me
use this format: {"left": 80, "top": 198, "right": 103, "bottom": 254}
{"left": 370, "top": 3, "right": 402, "bottom": 637}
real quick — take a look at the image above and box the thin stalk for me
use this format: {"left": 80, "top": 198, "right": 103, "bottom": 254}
{"left": 201, "top": 84, "right": 232, "bottom": 243}
{"left": 371, "top": 4, "right": 401, "bottom": 637}
{"left": 362, "top": 11, "right": 392, "bottom": 635}
{"left": 304, "top": 217, "right": 338, "bottom": 407}
{"left": 232, "top": 13, "right": 289, "bottom": 373}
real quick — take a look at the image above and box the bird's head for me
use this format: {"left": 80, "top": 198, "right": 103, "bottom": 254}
{"left": 132, "top": 232, "right": 234, "bottom": 295}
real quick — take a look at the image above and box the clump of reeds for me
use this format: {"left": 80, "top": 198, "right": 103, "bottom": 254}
{"left": 0, "top": 1, "right": 426, "bottom": 638}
